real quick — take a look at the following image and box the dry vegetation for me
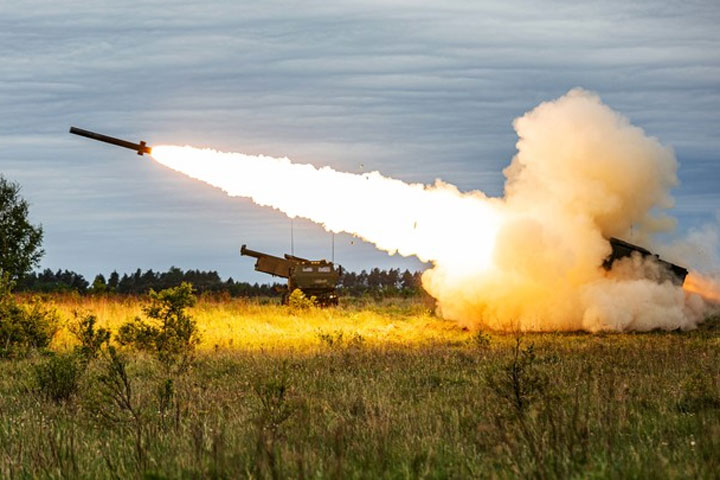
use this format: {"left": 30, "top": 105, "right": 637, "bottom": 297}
{"left": 1, "top": 294, "right": 719, "bottom": 479}
{"left": 45, "top": 294, "right": 446, "bottom": 352}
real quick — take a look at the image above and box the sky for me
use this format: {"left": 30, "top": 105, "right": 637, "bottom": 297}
{"left": 1, "top": 0, "right": 718, "bottom": 283}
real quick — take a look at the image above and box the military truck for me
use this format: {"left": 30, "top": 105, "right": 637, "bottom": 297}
{"left": 603, "top": 237, "right": 688, "bottom": 285}
{"left": 240, "top": 245, "right": 339, "bottom": 306}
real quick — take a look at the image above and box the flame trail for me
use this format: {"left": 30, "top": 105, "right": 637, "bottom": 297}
{"left": 150, "top": 147, "right": 504, "bottom": 274}
{"left": 150, "top": 89, "right": 715, "bottom": 331}
{"left": 684, "top": 272, "right": 720, "bottom": 304}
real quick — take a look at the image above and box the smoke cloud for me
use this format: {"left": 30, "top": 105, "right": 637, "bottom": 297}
{"left": 151, "top": 88, "right": 717, "bottom": 332}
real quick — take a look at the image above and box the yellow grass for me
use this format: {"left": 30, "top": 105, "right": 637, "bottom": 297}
{"left": 45, "top": 295, "right": 469, "bottom": 351}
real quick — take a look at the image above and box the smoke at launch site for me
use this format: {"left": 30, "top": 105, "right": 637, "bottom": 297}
{"left": 151, "top": 89, "right": 719, "bottom": 332}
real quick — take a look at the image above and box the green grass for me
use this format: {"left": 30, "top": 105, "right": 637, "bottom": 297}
{"left": 1, "top": 297, "right": 719, "bottom": 478}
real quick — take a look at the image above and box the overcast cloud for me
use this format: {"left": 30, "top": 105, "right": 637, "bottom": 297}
{"left": 1, "top": 0, "right": 718, "bottom": 281}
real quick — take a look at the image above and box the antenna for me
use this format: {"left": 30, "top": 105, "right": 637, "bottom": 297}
{"left": 331, "top": 232, "right": 335, "bottom": 263}
{"left": 290, "top": 219, "right": 295, "bottom": 256}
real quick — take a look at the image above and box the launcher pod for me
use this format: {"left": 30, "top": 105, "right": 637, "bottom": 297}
{"left": 603, "top": 237, "right": 688, "bottom": 285}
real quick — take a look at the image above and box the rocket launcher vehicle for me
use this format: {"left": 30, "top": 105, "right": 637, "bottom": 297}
{"left": 241, "top": 244, "right": 340, "bottom": 306}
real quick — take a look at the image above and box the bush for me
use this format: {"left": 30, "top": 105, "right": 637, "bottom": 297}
{"left": 117, "top": 282, "right": 199, "bottom": 372}
{"left": 0, "top": 275, "right": 58, "bottom": 357}
{"left": 34, "top": 352, "right": 83, "bottom": 403}
{"left": 69, "top": 311, "right": 110, "bottom": 361}
{"left": 287, "top": 289, "right": 316, "bottom": 311}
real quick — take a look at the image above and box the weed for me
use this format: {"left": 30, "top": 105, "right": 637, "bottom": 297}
{"left": 33, "top": 352, "right": 83, "bottom": 403}
{"left": 96, "top": 346, "right": 146, "bottom": 471}
{"left": 485, "top": 337, "right": 546, "bottom": 415}
{"left": 253, "top": 366, "right": 294, "bottom": 433}
{"left": 156, "top": 377, "right": 176, "bottom": 429}
{"left": 469, "top": 331, "right": 491, "bottom": 349}
{"left": 677, "top": 371, "right": 720, "bottom": 413}
{"left": 252, "top": 364, "right": 295, "bottom": 479}
{"left": 317, "top": 330, "right": 365, "bottom": 350}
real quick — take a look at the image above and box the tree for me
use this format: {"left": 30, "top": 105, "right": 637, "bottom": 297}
{"left": 401, "top": 269, "right": 415, "bottom": 289}
{"left": 107, "top": 271, "right": 120, "bottom": 291}
{"left": 0, "top": 176, "right": 43, "bottom": 280}
{"left": 90, "top": 274, "right": 107, "bottom": 294}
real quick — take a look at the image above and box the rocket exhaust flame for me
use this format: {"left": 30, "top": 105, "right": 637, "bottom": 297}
{"left": 684, "top": 273, "right": 720, "bottom": 305}
{"left": 150, "top": 89, "right": 717, "bottom": 332}
{"left": 150, "top": 145, "right": 503, "bottom": 271}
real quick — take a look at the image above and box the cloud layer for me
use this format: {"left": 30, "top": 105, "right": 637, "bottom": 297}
{"left": 1, "top": 0, "right": 718, "bottom": 280}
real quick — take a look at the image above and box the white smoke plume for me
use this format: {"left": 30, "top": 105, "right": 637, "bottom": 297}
{"left": 661, "top": 215, "right": 720, "bottom": 270}
{"left": 151, "top": 88, "right": 716, "bottom": 332}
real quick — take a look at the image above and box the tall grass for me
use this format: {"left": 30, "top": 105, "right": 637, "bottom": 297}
{"left": 1, "top": 295, "right": 718, "bottom": 478}
{"left": 45, "top": 294, "right": 447, "bottom": 352}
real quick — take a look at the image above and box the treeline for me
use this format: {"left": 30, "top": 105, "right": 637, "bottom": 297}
{"left": 337, "top": 267, "right": 423, "bottom": 296}
{"left": 16, "top": 267, "right": 280, "bottom": 296}
{"left": 15, "top": 266, "right": 424, "bottom": 297}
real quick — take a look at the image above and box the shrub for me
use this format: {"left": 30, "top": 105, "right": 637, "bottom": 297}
{"left": 69, "top": 311, "right": 110, "bottom": 361}
{"left": 253, "top": 370, "right": 294, "bottom": 431}
{"left": 117, "top": 282, "right": 199, "bottom": 372}
{"left": 0, "top": 275, "right": 58, "bottom": 357}
{"left": 34, "top": 352, "right": 83, "bottom": 403}
{"left": 95, "top": 346, "right": 139, "bottom": 424}
{"left": 287, "top": 289, "right": 316, "bottom": 311}
{"left": 94, "top": 346, "right": 147, "bottom": 470}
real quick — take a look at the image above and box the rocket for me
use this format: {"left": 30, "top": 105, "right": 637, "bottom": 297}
{"left": 69, "top": 126, "right": 152, "bottom": 155}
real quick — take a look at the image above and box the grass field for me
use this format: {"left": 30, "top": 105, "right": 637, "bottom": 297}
{"left": 2, "top": 295, "right": 719, "bottom": 478}
{"left": 45, "top": 294, "right": 449, "bottom": 351}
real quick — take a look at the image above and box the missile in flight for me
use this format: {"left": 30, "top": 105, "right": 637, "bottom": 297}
{"left": 69, "top": 126, "right": 152, "bottom": 155}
